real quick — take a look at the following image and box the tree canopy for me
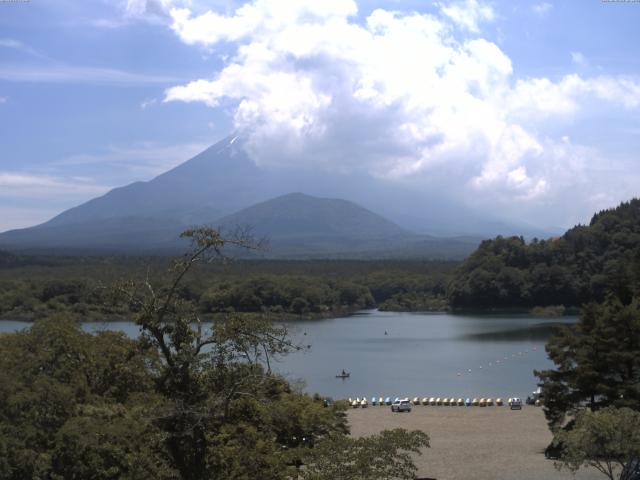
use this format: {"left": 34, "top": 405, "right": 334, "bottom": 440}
{"left": 0, "top": 227, "right": 431, "bottom": 479}
{"left": 536, "top": 297, "right": 640, "bottom": 430}
{"left": 448, "top": 199, "right": 640, "bottom": 309}
{"left": 553, "top": 407, "right": 640, "bottom": 480}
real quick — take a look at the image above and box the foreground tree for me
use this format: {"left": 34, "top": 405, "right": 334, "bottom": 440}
{"left": 0, "top": 227, "right": 431, "bottom": 479}
{"left": 536, "top": 297, "right": 640, "bottom": 429}
{"left": 0, "top": 315, "right": 174, "bottom": 480}
{"left": 115, "top": 227, "right": 430, "bottom": 478}
{"left": 114, "top": 227, "right": 351, "bottom": 479}
{"left": 300, "top": 429, "right": 430, "bottom": 480}
{"left": 553, "top": 407, "right": 640, "bottom": 480}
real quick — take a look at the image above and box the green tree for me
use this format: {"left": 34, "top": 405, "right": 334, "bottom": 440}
{"left": 0, "top": 315, "right": 169, "bottom": 480}
{"left": 0, "top": 227, "right": 433, "bottom": 480}
{"left": 553, "top": 407, "right": 640, "bottom": 480}
{"left": 300, "top": 428, "right": 430, "bottom": 480}
{"left": 448, "top": 199, "right": 640, "bottom": 310}
{"left": 115, "top": 227, "right": 352, "bottom": 479}
{"left": 536, "top": 297, "right": 640, "bottom": 430}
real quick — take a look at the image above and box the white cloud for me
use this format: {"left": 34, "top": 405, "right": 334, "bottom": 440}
{"left": 0, "top": 172, "right": 110, "bottom": 198}
{"left": 508, "top": 74, "right": 640, "bottom": 118}
{"left": 88, "top": 18, "right": 129, "bottom": 29}
{"left": 158, "top": 0, "right": 640, "bottom": 212}
{"left": 532, "top": 2, "right": 553, "bottom": 17}
{"left": 140, "top": 97, "right": 158, "bottom": 109}
{"left": 0, "top": 97, "right": 7, "bottom": 104}
{"left": 0, "top": 65, "right": 182, "bottom": 85}
{"left": 437, "top": 0, "right": 495, "bottom": 33}
{"left": 0, "top": 38, "right": 43, "bottom": 57}
{"left": 0, "top": 37, "right": 181, "bottom": 86}
{"left": 168, "top": 0, "right": 359, "bottom": 45}
{"left": 122, "top": 0, "right": 175, "bottom": 23}
{"left": 571, "top": 51, "right": 587, "bottom": 67}
{"left": 56, "top": 141, "right": 210, "bottom": 178}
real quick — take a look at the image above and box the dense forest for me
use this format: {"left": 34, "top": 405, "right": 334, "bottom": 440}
{"left": 448, "top": 199, "right": 640, "bottom": 309}
{"left": 0, "top": 255, "right": 454, "bottom": 320}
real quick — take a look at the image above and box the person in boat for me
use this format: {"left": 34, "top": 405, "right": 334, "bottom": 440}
{"left": 384, "top": 330, "right": 388, "bottom": 336}
{"left": 341, "top": 369, "right": 346, "bottom": 376}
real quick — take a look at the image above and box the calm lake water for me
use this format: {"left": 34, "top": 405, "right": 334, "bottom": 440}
{"left": 0, "top": 310, "right": 575, "bottom": 400}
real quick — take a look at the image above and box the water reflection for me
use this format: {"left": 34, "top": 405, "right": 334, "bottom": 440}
{"left": 459, "top": 322, "right": 569, "bottom": 342}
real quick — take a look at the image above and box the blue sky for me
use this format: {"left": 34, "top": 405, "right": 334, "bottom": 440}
{"left": 1, "top": 0, "right": 639, "bottom": 232}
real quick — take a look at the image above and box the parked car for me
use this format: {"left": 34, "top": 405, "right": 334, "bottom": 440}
{"left": 510, "top": 397, "right": 522, "bottom": 410}
{"left": 391, "top": 398, "right": 412, "bottom": 412}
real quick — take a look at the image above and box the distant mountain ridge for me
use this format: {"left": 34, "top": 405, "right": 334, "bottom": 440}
{"left": 0, "top": 191, "right": 480, "bottom": 258}
{"left": 0, "top": 135, "right": 542, "bottom": 258}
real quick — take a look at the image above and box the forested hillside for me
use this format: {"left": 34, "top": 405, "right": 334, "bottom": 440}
{"left": 448, "top": 199, "right": 640, "bottom": 309}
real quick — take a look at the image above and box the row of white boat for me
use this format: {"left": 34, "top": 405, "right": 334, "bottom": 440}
{"left": 347, "top": 396, "right": 522, "bottom": 408}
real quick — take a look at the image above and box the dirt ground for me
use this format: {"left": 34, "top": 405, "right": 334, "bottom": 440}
{"left": 347, "top": 405, "right": 604, "bottom": 480}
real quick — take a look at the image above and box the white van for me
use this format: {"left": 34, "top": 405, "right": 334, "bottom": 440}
{"left": 391, "top": 398, "right": 412, "bottom": 412}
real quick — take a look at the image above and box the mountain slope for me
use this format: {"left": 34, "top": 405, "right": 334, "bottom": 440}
{"left": 217, "top": 193, "right": 407, "bottom": 239}
{"left": 0, "top": 135, "right": 535, "bottom": 256}
{"left": 214, "top": 193, "right": 416, "bottom": 257}
{"left": 44, "top": 135, "right": 267, "bottom": 227}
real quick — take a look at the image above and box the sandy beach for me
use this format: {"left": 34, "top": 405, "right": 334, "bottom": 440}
{"left": 347, "top": 405, "right": 603, "bottom": 480}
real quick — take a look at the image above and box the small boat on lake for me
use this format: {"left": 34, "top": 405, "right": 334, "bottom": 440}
{"left": 336, "top": 370, "right": 350, "bottom": 379}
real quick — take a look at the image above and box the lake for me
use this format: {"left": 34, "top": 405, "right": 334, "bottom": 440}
{"left": 0, "top": 310, "right": 575, "bottom": 400}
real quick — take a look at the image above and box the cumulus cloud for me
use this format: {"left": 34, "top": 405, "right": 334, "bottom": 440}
{"left": 156, "top": 0, "right": 640, "bottom": 213}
